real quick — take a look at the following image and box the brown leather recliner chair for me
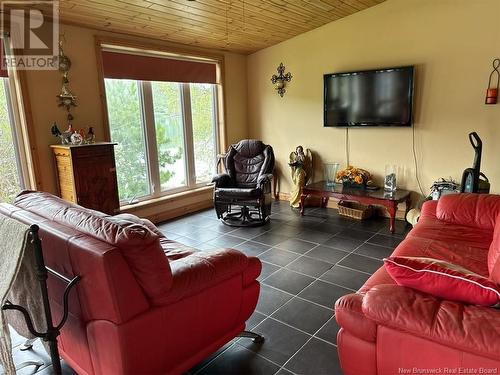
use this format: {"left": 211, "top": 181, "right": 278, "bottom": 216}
{"left": 212, "top": 140, "right": 275, "bottom": 226}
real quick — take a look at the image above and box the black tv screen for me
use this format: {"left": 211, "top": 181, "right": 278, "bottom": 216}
{"left": 324, "top": 66, "right": 414, "bottom": 127}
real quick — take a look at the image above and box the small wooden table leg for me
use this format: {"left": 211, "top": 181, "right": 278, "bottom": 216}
{"left": 321, "top": 196, "right": 329, "bottom": 208}
{"left": 300, "top": 193, "right": 307, "bottom": 215}
{"left": 386, "top": 202, "right": 397, "bottom": 234}
{"left": 273, "top": 172, "right": 279, "bottom": 200}
{"left": 404, "top": 195, "right": 412, "bottom": 222}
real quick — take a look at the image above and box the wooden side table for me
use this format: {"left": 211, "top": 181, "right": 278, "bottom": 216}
{"left": 300, "top": 181, "right": 412, "bottom": 233}
{"left": 50, "top": 142, "right": 120, "bottom": 215}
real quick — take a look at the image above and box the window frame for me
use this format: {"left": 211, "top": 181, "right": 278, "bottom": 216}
{"left": 96, "top": 38, "right": 226, "bottom": 206}
{"left": 0, "top": 74, "right": 36, "bottom": 197}
{"left": 2, "top": 78, "right": 26, "bottom": 189}
{"left": 185, "top": 82, "right": 220, "bottom": 187}
{"left": 0, "top": 35, "right": 42, "bottom": 193}
{"left": 142, "top": 80, "right": 219, "bottom": 203}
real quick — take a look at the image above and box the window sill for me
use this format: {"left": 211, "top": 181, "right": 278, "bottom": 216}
{"left": 120, "top": 185, "right": 214, "bottom": 223}
{"left": 121, "top": 185, "right": 213, "bottom": 211}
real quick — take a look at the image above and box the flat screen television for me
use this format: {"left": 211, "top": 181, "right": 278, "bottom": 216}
{"left": 324, "top": 66, "right": 414, "bottom": 127}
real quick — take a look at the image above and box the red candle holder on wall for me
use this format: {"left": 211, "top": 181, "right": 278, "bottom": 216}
{"left": 485, "top": 58, "right": 500, "bottom": 104}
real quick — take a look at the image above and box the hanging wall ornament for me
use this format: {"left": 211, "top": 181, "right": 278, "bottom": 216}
{"left": 56, "top": 38, "right": 77, "bottom": 121}
{"left": 271, "top": 63, "right": 292, "bottom": 97}
{"left": 485, "top": 58, "right": 500, "bottom": 104}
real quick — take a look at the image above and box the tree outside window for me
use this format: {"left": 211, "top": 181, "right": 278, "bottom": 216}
{"left": 0, "top": 78, "right": 22, "bottom": 203}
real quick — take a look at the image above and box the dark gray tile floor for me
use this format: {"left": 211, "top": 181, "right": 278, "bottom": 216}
{"left": 158, "top": 200, "right": 409, "bottom": 375}
{"left": 6, "top": 200, "right": 409, "bottom": 375}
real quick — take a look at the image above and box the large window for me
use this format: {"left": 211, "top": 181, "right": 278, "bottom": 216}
{"left": 0, "top": 77, "right": 25, "bottom": 202}
{"left": 104, "top": 78, "right": 218, "bottom": 203}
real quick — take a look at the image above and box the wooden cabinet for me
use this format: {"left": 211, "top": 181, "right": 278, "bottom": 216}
{"left": 50, "top": 142, "right": 120, "bottom": 215}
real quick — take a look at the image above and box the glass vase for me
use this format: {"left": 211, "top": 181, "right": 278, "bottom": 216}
{"left": 324, "top": 163, "right": 339, "bottom": 187}
{"left": 384, "top": 164, "right": 397, "bottom": 192}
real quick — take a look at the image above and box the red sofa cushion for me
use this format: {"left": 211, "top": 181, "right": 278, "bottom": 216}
{"left": 436, "top": 193, "right": 500, "bottom": 231}
{"left": 393, "top": 235, "right": 490, "bottom": 276}
{"left": 408, "top": 218, "right": 493, "bottom": 250}
{"left": 384, "top": 256, "right": 500, "bottom": 306}
{"left": 14, "top": 191, "right": 173, "bottom": 303}
{"left": 360, "top": 227, "right": 491, "bottom": 294}
{"left": 489, "top": 214, "right": 500, "bottom": 283}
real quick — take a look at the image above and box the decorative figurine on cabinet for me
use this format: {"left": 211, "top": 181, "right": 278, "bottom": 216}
{"left": 51, "top": 123, "right": 97, "bottom": 145}
{"left": 288, "top": 145, "right": 312, "bottom": 208}
{"left": 62, "top": 123, "right": 74, "bottom": 144}
{"left": 85, "top": 127, "right": 95, "bottom": 144}
{"left": 51, "top": 122, "right": 72, "bottom": 144}
{"left": 70, "top": 130, "right": 83, "bottom": 145}
{"left": 51, "top": 122, "right": 62, "bottom": 139}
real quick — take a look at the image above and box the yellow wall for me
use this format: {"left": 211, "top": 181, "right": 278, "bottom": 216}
{"left": 247, "top": 0, "right": 500, "bottom": 197}
{"left": 24, "top": 23, "right": 248, "bottom": 195}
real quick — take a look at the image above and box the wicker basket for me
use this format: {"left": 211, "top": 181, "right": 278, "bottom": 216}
{"left": 338, "top": 200, "right": 373, "bottom": 220}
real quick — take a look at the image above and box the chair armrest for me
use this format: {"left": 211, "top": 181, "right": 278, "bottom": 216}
{"left": 258, "top": 174, "right": 273, "bottom": 194}
{"left": 212, "top": 173, "right": 232, "bottom": 188}
{"left": 362, "top": 284, "right": 500, "bottom": 361}
{"left": 155, "top": 249, "right": 251, "bottom": 305}
{"left": 217, "top": 153, "right": 227, "bottom": 170}
{"left": 257, "top": 173, "right": 273, "bottom": 186}
{"left": 334, "top": 293, "right": 377, "bottom": 342}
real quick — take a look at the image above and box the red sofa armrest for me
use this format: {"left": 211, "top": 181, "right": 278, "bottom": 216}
{"left": 335, "top": 293, "right": 377, "bottom": 342}
{"left": 154, "top": 249, "right": 258, "bottom": 305}
{"left": 362, "top": 284, "right": 500, "bottom": 361}
{"left": 419, "top": 199, "right": 437, "bottom": 221}
{"left": 436, "top": 193, "right": 500, "bottom": 230}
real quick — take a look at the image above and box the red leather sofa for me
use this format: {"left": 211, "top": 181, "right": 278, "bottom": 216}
{"left": 335, "top": 193, "right": 500, "bottom": 375}
{"left": 0, "top": 191, "right": 261, "bottom": 374}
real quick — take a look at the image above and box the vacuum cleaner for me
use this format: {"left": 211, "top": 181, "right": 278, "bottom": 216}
{"left": 460, "top": 132, "right": 490, "bottom": 194}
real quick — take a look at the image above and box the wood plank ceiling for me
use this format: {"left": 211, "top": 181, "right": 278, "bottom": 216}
{"left": 57, "top": 0, "right": 385, "bottom": 54}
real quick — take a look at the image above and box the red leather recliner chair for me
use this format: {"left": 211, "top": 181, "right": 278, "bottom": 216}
{"left": 335, "top": 193, "right": 500, "bottom": 375}
{"left": 0, "top": 191, "right": 262, "bottom": 374}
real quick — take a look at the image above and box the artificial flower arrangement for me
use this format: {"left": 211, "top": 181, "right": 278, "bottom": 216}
{"left": 336, "top": 165, "right": 371, "bottom": 186}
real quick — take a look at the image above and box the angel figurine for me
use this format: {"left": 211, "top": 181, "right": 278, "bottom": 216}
{"left": 85, "top": 127, "right": 95, "bottom": 144}
{"left": 288, "top": 145, "right": 312, "bottom": 208}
